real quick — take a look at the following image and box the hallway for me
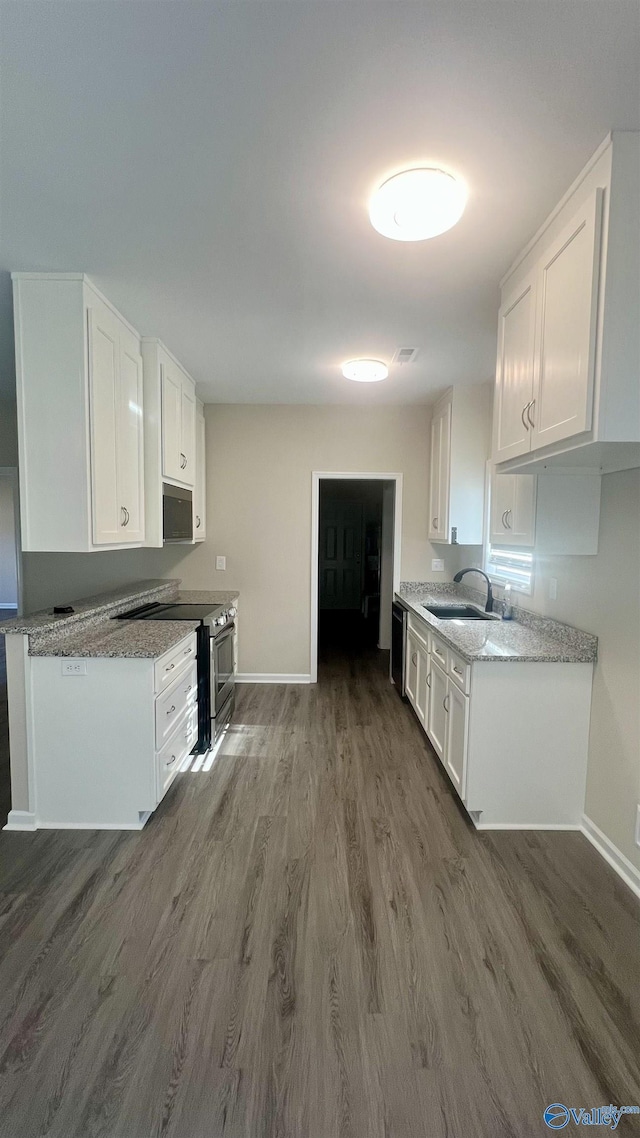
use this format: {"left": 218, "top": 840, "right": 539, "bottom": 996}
{"left": 0, "top": 650, "right": 638, "bottom": 1137}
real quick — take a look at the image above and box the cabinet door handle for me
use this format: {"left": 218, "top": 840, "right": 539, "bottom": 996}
{"left": 412, "top": 653, "right": 417, "bottom": 666}
{"left": 432, "top": 516, "right": 438, "bottom": 529}
{"left": 196, "top": 516, "right": 201, "bottom": 528}
{"left": 521, "top": 402, "right": 531, "bottom": 430}
{"left": 180, "top": 453, "right": 187, "bottom": 469}
{"left": 426, "top": 672, "right": 431, "bottom": 688}
{"left": 166, "top": 704, "right": 176, "bottom": 716}
{"left": 443, "top": 694, "right": 450, "bottom": 712}
{"left": 501, "top": 510, "right": 508, "bottom": 528}
{"left": 526, "top": 399, "right": 536, "bottom": 429}
{"left": 121, "top": 506, "right": 129, "bottom": 526}
{"left": 504, "top": 509, "right": 512, "bottom": 530}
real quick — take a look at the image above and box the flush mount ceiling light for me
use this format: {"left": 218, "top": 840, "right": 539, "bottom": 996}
{"left": 369, "top": 167, "right": 467, "bottom": 241}
{"left": 341, "top": 358, "right": 389, "bottom": 383}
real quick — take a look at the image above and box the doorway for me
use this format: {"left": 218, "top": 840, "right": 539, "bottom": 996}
{"left": 310, "top": 472, "right": 402, "bottom": 682}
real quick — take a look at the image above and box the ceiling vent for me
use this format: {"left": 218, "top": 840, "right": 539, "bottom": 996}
{"left": 393, "top": 347, "right": 418, "bottom": 364}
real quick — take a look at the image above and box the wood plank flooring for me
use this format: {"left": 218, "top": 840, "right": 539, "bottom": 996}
{"left": 0, "top": 643, "right": 638, "bottom": 1137}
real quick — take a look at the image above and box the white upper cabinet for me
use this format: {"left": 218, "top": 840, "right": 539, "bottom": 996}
{"left": 141, "top": 339, "right": 200, "bottom": 547}
{"left": 193, "top": 402, "right": 206, "bottom": 542}
{"left": 493, "top": 273, "right": 537, "bottom": 462}
{"left": 493, "top": 132, "right": 640, "bottom": 474}
{"left": 490, "top": 472, "right": 537, "bottom": 547}
{"left": 160, "top": 354, "right": 195, "bottom": 487}
{"left": 13, "top": 273, "right": 144, "bottom": 552}
{"left": 428, "top": 384, "right": 491, "bottom": 545}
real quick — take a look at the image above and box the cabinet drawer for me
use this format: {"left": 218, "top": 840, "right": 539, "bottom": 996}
{"left": 448, "top": 649, "right": 470, "bottom": 694}
{"left": 154, "top": 633, "right": 197, "bottom": 694}
{"left": 429, "top": 634, "right": 447, "bottom": 669}
{"left": 407, "top": 614, "right": 428, "bottom": 650}
{"left": 156, "top": 706, "right": 198, "bottom": 799}
{"left": 155, "top": 661, "right": 198, "bottom": 748}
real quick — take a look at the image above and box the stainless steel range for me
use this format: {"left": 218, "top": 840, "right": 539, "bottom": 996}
{"left": 116, "top": 599, "right": 237, "bottom": 750}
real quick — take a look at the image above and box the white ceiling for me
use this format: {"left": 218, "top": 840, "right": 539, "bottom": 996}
{"left": 1, "top": 1, "right": 638, "bottom": 405}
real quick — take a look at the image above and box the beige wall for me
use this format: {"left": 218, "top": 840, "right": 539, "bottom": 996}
{"left": 457, "top": 467, "right": 640, "bottom": 871}
{"left": 178, "top": 404, "right": 457, "bottom": 676}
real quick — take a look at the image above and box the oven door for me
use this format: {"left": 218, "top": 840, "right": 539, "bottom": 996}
{"left": 210, "top": 622, "right": 235, "bottom": 717}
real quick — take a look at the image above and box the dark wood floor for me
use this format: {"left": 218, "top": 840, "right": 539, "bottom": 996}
{"left": 0, "top": 641, "right": 638, "bottom": 1137}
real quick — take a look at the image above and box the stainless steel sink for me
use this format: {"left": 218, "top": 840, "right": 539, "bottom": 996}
{"left": 423, "top": 604, "right": 496, "bottom": 621}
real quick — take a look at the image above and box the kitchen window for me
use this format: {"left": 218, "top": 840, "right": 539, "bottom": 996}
{"left": 485, "top": 544, "right": 534, "bottom": 594}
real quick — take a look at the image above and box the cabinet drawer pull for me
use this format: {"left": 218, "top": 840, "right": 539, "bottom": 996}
{"left": 166, "top": 754, "right": 178, "bottom": 768}
{"left": 166, "top": 704, "right": 176, "bottom": 716}
{"left": 185, "top": 684, "right": 192, "bottom": 693}
{"left": 453, "top": 665, "right": 463, "bottom": 676}
{"left": 526, "top": 399, "right": 536, "bottom": 429}
{"left": 184, "top": 646, "right": 191, "bottom": 656}
{"left": 166, "top": 663, "right": 175, "bottom": 673}
{"left": 521, "top": 402, "right": 531, "bottom": 430}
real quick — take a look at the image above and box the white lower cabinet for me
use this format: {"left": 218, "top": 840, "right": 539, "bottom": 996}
{"left": 404, "top": 611, "right": 593, "bottom": 828}
{"left": 28, "top": 632, "right": 198, "bottom": 829}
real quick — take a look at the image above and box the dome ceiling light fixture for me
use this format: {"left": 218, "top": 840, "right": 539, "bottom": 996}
{"left": 369, "top": 167, "right": 467, "bottom": 241}
{"left": 341, "top": 358, "right": 389, "bottom": 383}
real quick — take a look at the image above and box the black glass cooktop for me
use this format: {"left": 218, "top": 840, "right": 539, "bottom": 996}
{"left": 117, "top": 602, "right": 224, "bottom": 622}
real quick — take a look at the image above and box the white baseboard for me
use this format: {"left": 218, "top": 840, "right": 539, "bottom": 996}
{"left": 236, "top": 673, "right": 312, "bottom": 685}
{"left": 473, "top": 821, "right": 581, "bottom": 831}
{"left": 3, "top": 809, "right": 37, "bottom": 831}
{"left": 581, "top": 815, "right": 640, "bottom": 900}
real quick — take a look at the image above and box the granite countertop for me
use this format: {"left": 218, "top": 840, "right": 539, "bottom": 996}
{"left": 176, "top": 590, "right": 239, "bottom": 606}
{"left": 29, "top": 619, "right": 200, "bottom": 659}
{"left": 0, "top": 579, "right": 179, "bottom": 636}
{"left": 396, "top": 583, "right": 597, "bottom": 664}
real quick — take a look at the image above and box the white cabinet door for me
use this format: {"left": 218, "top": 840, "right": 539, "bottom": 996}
{"left": 415, "top": 644, "right": 429, "bottom": 726}
{"left": 490, "top": 471, "right": 537, "bottom": 547}
{"left": 161, "top": 361, "right": 183, "bottom": 482}
{"left": 427, "top": 658, "right": 447, "bottom": 761}
{"left": 88, "top": 301, "right": 121, "bottom": 545}
{"left": 405, "top": 631, "right": 419, "bottom": 709}
{"left": 493, "top": 273, "right": 537, "bottom": 462}
{"left": 193, "top": 409, "right": 206, "bottom": 541}
{"left": 180, "top": 381, "right": 196, "bottom": 486}
{"left": 444, "top": 680, "right": 469, "bottom": 798}
{"left": 428, "top": 400, "right": 451, "bottom": 542}
{"left": 117, "top": 332, "right": 144, "bottom": 543}
{"left": 531, "top": 189, "right": 603, "bottom": 451}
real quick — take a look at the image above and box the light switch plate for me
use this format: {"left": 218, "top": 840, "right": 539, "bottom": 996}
{"left": 431, "top": 558, "right": 445, "bottom": 572}
{"left": 62, "top": 660, "right": 87, "bottom": 676}
{"left": 216, "top": 555, "right": 226, "bottom": 571}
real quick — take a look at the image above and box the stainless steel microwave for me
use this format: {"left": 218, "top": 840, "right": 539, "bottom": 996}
{"left": 163, "top": 483, "right": 193, "bottom": 543}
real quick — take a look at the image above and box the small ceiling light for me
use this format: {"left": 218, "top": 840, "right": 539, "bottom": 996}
{"left": 369, "top": 167, "right": 467, "bottom": 241}
{"left": 341, "top": 358, "right": 389, "bottom": 383}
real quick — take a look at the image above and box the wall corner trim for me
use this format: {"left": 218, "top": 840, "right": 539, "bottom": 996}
{"left": 581, "top": 814, "right": 640, "bottom": 900}
{"left": 3, "top": 810, "right": 37, "bottom": 831}
{"left": 236, "top": 673, "right": 312, "bottom": 685}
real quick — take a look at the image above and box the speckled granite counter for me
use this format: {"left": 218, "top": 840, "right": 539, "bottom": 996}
{"left": 396, "top": 583, "right": 597, "bottom": 664}
{"left": 176, "top": 590, "right": 239, "bottom": 606}
{"left": 0, "top": 579, "right": 179, "bottom": 637}
{"left": 0, "top": 579, "right": 240, "bottom": 659}
{"left": 29, "top": 619, "right": 199, "bottom": 659}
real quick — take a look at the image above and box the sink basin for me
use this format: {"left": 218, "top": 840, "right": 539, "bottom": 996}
{"left": 423, "top": 604, "right": 496, "bottom": 621}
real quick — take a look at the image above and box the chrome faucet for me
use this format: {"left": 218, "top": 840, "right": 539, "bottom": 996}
{"left": 453, "top": 568, "right": 494, "bottom": 613}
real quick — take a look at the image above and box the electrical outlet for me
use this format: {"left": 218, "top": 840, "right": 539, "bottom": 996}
{"left": 431, "top": 558, "right": 445, "bottom": 572}
{"left": 216, "top": 555, "right": 226, "bottom": 571}
{"left": 635, "top": 805, "right": 640, "bottom": 849}
{"left": 548, "top": 578, "right": 558, "bottom": 601}
{"left": 62, "top": 660, "right": 87, "bottom": 676}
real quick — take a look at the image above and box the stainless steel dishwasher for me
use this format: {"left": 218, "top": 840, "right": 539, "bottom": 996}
{"left": 391, "top": 601, "right": 407, "bottom": 698}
